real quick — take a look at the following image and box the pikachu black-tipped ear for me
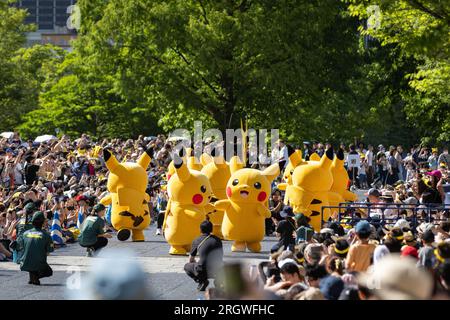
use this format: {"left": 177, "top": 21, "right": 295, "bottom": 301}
{"left": 287, "top": 145, "right": 302, "bottom": 167}
{"left": 173, "top": 153, "right": 191, "bottom": 182}
{"left": 320, "top": 147, "right": 334, "bottom": 169}
{"left": 336, "top": 148, "right": 344, "bottom": 160}
{"left": 137, "top": 147, "right": 154, "bottom": 169}
{"left": 103, "top": 149, "right": 121, "bottom": 174}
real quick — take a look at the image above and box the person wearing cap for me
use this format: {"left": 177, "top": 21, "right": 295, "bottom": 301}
{"left": 75, "top": 194, "right": 89, "bottom": 229}
{"left": 184, "top": 220, "right": 223, "bottom": 292}
{"left": 346, "top": 220, "right": 376, "bottom": 272}
{"left": 424, "top": 169, "right": 444, "bottom": 204}
{"left": 12, "top": 202, "right": 36, "bottom": 263}
{"left": 16, "top": 211, "right": 53, "bottom": 285}
{"left": 271, "top": 206, "right": 296, "bottom": 253}
{"left": 78, "top": 203, "right": 111, "bottom": 257}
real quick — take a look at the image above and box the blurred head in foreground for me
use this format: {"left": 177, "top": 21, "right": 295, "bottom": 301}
{"left": 67, "top": 248, "right": 151, "bottom": 300}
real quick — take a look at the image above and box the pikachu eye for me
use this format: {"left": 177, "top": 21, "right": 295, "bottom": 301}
{"left": 232, "top": 179, "right": 239, "bottom": 186}
{"left": 290, "top": 170, "right": 294, "bottom": 175}
{"left": 200, "top": 185, "right": 207, "bottom": 193}
{"left": 254, "top": 182, "right": 261, "bottom": 189}
{"left": 142, "top": 199, "right": 148, "bottom": 204}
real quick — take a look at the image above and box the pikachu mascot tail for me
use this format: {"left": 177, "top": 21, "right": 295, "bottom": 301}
{"left": 100, "top": 148, "right": 153, "bottom": 242}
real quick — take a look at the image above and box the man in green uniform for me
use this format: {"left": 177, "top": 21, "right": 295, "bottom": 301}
{"left": 12, "top": 202, "right": 36, "bottom": 264}
{"left": 17, "top": 211, "right": 54, "bottom": 285}
{"left": 78, "top": 204, "right": 111, "bottom": 257}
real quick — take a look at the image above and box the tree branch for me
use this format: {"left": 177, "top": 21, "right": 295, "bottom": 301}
{"left": 198, "top": 0, "right": 209, "bottom": 24}
{"left": 407, "top": 0, "right": 450, "bottom": 23}
{"left": 170, "top": 47, "right": 222, "bottom": 99}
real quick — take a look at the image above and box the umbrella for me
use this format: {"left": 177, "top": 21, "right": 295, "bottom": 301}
{"left": 167, "top": 136, "right": 190, "bottom": 142}
{"left": 34, "top": 134, "right": 57, "bottom": 143}
{"left": 0, "top": 132, "right": 14, "bottom": 139}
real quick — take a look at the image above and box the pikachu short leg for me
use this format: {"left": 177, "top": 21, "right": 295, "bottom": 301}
{"left": 131, "top": 229, "right": 145, "bottom": 242}
{"left": 231, "top": 241, "right": 246, "bottom": 252}
{"left": 169, "top": 246, "right": 188, "bottom": 255}
{"left": 247, "top": 242, "right": 262, "bottom": 253}
{"left": 183, "top": 245, "right": 192, "bottom": 253}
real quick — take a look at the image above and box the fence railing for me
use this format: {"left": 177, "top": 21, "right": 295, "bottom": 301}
{"left": 320, "top": 202, "right": 450, "bottom": 232}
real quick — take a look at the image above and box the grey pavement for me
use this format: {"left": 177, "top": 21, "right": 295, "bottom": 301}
{"left": 0, "top": 190, "right": 367, "bottom": 300}
{"left": 0, "top": 223, "right": 277, "bottom": 300}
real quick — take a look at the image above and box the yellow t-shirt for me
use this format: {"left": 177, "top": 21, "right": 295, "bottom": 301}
{"left": 346, "top": 242, "right": 376, "bottom": 272}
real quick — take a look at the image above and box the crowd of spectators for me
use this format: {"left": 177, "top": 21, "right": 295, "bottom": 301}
{"left": 1, "top": 132, "right": 449, "bottom": 300}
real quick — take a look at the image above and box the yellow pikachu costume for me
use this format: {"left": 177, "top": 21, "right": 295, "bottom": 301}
{"left": 329, "top": 148, "right": 358, "bottom": 204}
{"left": 200, "top": 152, "right": 231, "bottom": 238}
{"left": 286, "top": 148, "right": 335, "bottom": 231}
{"left": 164, "top": 154, "right": 212, "bottom": 255}
{"left": 277, "top": 146, "right": 306, "bottom": 205}
{"left": 214, "top": 157, "right": 280, "bottom": 252}
{"left": 166, "top": 148, "right": 202, "bottom": 181}
{"left": 100, "top": 148, "right": 153, "bottom": 241}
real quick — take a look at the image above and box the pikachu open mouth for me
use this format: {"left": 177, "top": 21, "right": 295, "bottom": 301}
{"left": 240, "top": 190, "right": 249, "bottom": 198}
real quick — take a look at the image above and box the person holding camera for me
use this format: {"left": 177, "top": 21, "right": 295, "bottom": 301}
{"left": 78, "top": 203, "right": 111, "bottom": 257}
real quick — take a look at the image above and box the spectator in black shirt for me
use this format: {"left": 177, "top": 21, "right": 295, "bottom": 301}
{"left": 271, "top": 206, "right": 296, "bottom": 253}
{"left": 184, "top": 220, "right": 223, "bottom": 291}
{"left": 24, "top": 155, "right": 40, "bottom": 186}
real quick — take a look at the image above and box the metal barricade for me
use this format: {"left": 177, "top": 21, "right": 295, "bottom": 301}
{"left": 320, "top": 202, "right": 450, "bottom": 232}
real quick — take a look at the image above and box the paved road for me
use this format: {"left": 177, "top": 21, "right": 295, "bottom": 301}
{"left": 0, "top": 190, "right": 367, "bottom": 300}
{"left": 0, "top": 224, "right": 277, "bottom": 300}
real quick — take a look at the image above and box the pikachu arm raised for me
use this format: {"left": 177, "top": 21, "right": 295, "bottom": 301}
{"left": 100, "top": 194, "right": 112, "bottom": 206}
{"left": 184, "top": 209, "right": 205, "bottom": 220}
{"left": 277, "top": 183, "right": 288, "bottom": 191}
{"left": 343, "top": 190, "right": 358, "bottom": 202}
{"left": 213, "top": 200, "right": 232, "bottom": 212}
{"left": 257, "top": 202, "right": 272, "bottom": 218}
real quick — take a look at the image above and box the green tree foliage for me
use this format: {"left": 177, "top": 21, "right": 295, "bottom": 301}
{"left": 347, "top": 0, "right": 450, "bottom": 143}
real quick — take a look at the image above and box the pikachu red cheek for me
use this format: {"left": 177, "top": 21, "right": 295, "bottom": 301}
{"left": 226, "top": 187, "right": 232, "bottom": 197}
{"left": 257, "top": 191, "right": 267, "bottom": 202}
{"left": 167, "top": 174, "right": 172, "bottom": 180}
{"left": 192, "top": 194, "right": 203, "bottom": 204}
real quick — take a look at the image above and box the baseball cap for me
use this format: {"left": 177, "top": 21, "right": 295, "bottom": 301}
{"left": 425, "top": 170, "right": 442, "bottom": 180}
{"left": 355, "top": 220, "right": 371, "bottom": 234}
{"left": 366, "top": 188, "right": 381, "bottom": 197}
{"left": 24, "top": 202, "right": 36, "bottom": 214}
{"left": 394, "top": 219, "right": 410, "bottom": 230}
{"left": 280, "top": 206, "right": 294, "bottom": 218}
{"left": 319, "top": 275, "right": 344, "bottom": 300}
{"left": 31, "top": 211, "right": 45, "bottom": 223}
{"left": 93, "top": 203, "right": 106, "bottom": 213}
{"left": 75, "top": 195, "right": 88, "bottom": 202}
{"left": 401, "top": 246, "right": 419, "bottom": 259}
